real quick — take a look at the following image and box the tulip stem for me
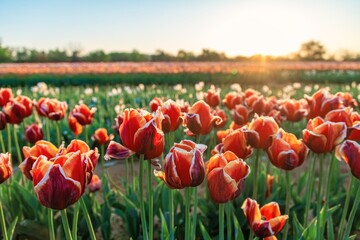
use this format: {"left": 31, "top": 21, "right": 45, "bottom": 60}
{"left": 283, "top": 171, "right": 291, "bottom": 240}
{"left": 185, "top": 187, "right": 191, "bottom": 240}
{"left": 6, "top": 126, "right": 11, "bottom": 155}
{"left": 0, "top": 131, "right": 5, "bottom": 153}
{"left": 130, "top": 156, "right": 135, "bottom": 190}
{"left": 226, "top": 203, "right": 232, "bottom": 240}
{"left": 47, "top": 208, "right": 55, "bottom": 240}
{"left": 0, "top": 200, "right": 8, "bottom": 240}
{"left": 12, "top": 125, "right": 22, "bottom": 163}
{"left": 316, "top": 154, "right": 324, "bottom": 240}
{"left": 191, "top": 187, "right": 199, "bottom": 238}
{"left": 147, "top": 160, "right": 154, "bottom": 240}
{"left": 85, "top": 126, "right": 89, "bottom": 143}
{"left": 343, "top": 178, "right": 360, "bottom": 239}
{"left": 45, "top": 118, "right": 51, "bottom": 141}
{"left": 55, "top": 121, "right": 61, "bottom": 145}
{"left": 338, "top": 176, "right": 355, "bottom": 239}
{"left": 304, "top": 157, "right": 316, "bottom": 226}
{"left": 169, "top": 189, "right": 174, "bottom": 239}
{"left": 139, "top": 155, "right": 149, "bottom": 239}
{"left": 79, "top": 198, "right": 96, "bottom": 240}
{"left": 219, "top": 203, "right": 225, "bottom": 240}
{"left": 252, "top": 149, "right": 260, "bottom": 200}
{"left": 72, "top": 202, "right": 80, "bottom": 240}
{"left": 61, "top": 209, "right": 73, "bottom": 240}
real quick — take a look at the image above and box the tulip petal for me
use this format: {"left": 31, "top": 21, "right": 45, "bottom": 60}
{"left": 104, "top": 141, "right": 134, "bottom": 160}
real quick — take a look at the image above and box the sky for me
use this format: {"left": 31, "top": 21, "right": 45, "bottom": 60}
{"left": 0, "top": 0, "right": 359, "bottom": 57}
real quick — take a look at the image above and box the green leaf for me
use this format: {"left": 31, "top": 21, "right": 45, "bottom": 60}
{"left": 292, "top": 213, "right": 304, "bottom": 238}
{"left": 233, "top": 214, "right": 245, "bottom": 240}
{"left": 199, "top": 221, "right": 212, "bottom": 240}
{"left": 159, "top": 208, "right": 170, "bottom": 240}
{"left": 300, "top": 219, "right": 317, "bottom": 240}
{"left": 327, "top": 217, "right": 335, "bottom": 240}
{"left": 6, "top": 216, "right": 18, "bottom": 239}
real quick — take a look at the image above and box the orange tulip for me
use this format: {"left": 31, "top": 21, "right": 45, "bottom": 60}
{"left": 245, "top": 115, "right": 279, "bottom": 149}
{"left": 336, "top": 140, "right": 360, "bottom": 179}
{"left": 267, "top": 129, "right": 308, "bottom": 170}
{"left": 3, "top": 96, "right": 33, "bottom": 124}
{"left": 184, "top": 100, "right": 222, "bottom": 136}
{"left": 246, "top": 95, "right": 267, "bottom": 116}
{"left": 206, "top": 151, "right": 250, "bottom": 203}
{"left": 336, "top": 92, "right": 358, "bottom": 108}
{"left": 0, "top": 153, "right": 12, "bottom": 184}
{"left": 149, "top": 97, "right": 163, "bottom": 112}
{"left": 35, "top": 97, "right": 68, "bottom": 121}
{"left": 279, "top": 99, "right": 307, "bottom": 122}
{"left": 213, "top": 108, "right": 228, "bottom": 129}
{"left": 88, "top": 174, "right": 102, "bottom": 193}
{"left": 0, "top": 88, "right": 13, "bottom": 107}
{"left": 302, "top": 117, "right": 346, "bottom": 153}
{"left": 0, "top": 111, "right": 7, "bottom": 130}
{"left": 242, "top": 198, "right": 288, "bottom": 239}
{"left": 68, "top": 115, "right": 83, "bottom": 135}
{"left": 222, "top": 92, "right": 243, "bottom": 110}
{"left": 25, "top": 123, "right": 44, "bottom": 144}
{"left": 213, "top": 128, "right": 253, "bottom": 160}
{"left": 233, "top": 104, "right": 251, "bottom": 126}
{"left": 204, "top": 89, "right": 221, "bottom": 107}
{"left": 160, "top": 99, "right": 183, "bottom": 133}
{"left": 71, "top": 103, "right": 96, "bottom": 126}
{"left": 112, "top": 113, "right": 124, "bottom": 134}
{"left": 305, "top": 89, "right": 343, "bottom": 119}
{"left": 325, "top": 107, "right": 353, "bottom": 127}
{"left": 92, "top": 128, "right": 114, "bottom": 145}
{"left": 154, "top": 140, "right": 207, "bottom": 189}
{"left": 105, "top": 108, "right": 165, "bottom": 160}
{"left": 266, "top": 174, "right": 274, "bottom": 199}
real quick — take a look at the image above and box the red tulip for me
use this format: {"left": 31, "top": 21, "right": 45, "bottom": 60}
{"left": 336, "top": 92, "right": 358, "bottom": 108}
{"left": 246, "top": 95, "right": 267, "bottom": 116}
{"left": 213, "top": 128, "right": 253, "bottom": 160}
{"left": 0, "top": 111, "right": 7, "bottom": 130}
{"left": 113, "top": 113, "right": 124, "bottom": 134}
{"left": 305, "top": 89, "right": 343, "bottom": 119}
{"left": 233, "top": 104, "right": 251, "bottom": 126}
{"left": 302, "top": 117, "right": 346, "bottom": 153}
{"left": 0, "top": 153, "right": 12, "bottom": 184}
{"left": 88, "top": 174, "right": 102, "bottom": 193}
{"left": 206, "top": 151, "right": 250, "bottom": 203}
{"left": 267, "top": 129, "right": 308, "bottom": 170}
{"left": 213, "top": 108, "right": 228, "bottom": 129}
{"left": 160, "top": 99, "right": 183, "bottom": 133}
{"left": 92, "top": 128, "right": 114, "bottom": 145}
{"left": 279, "top": 99, "right": 307, "bottom": 122}
{"left": 149, "top": 97, "right": 163, "bottom": 112}
{"left": 245, "top": 115, "right": 279, "bottom": 149}
{"left": 25, "top": 123, "right": 44, "bottom": 144}
{"left": 0, "top": 88, "right": 13, "bottom": 107}
{"left": 336, "top": 140, "right": 360, "bottom": 179}
{"left": 325, "top": 107, "right": 353, "bottom": 127}
{"left": 71, "top": 104, "right": 96, "bottom": 125}
{"left": 154, "top": 140, "right": 206, "bottom": 189}
{"left": 105, "top": 108, "right": 165, "bottom": 160}
{"left": 35, "top": 97, "right": 68, "bottom": 121}
{"left": 244, "top": 88, "right": 260, "bottom": 99}
{"left": 222, "top": 92, "right": 243, "bottom": 110}
{"left": 242, "top": 198, "right": 288, "bottom": 238}
{"left": 3, "top": 96, "right": 33, "bottom": 124}
{"left": 68, "top": 115, "right": 83, "bottom": 135}
{"left": 204, "top": 89, "right": 221, "bottom": 107}
{"left": 184, "top": 100, "right": 222, "bottom": 136}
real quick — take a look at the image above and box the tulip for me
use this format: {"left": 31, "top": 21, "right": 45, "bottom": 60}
{"left": 88, "top": 174, "right": 102, "bottom": 193}
{"left": 160, "top": 99, "right": 183, "bottom": 133}
{"left": 302, "top": 117, "right": 346, "bottom": 154}
{"left": 213, "top": 108, "right": 228, "bottom": 129}
{"left": 0, "top": 112, "right": 7, "bottom": 130}
{"left": 267, "top": 129, "right": 308, "bottom": 170}
{"left": 149, "top": 97, "right": 163, "bottom": 112}
{"left": 305, "top": 89, "right": 343, "bottom": 119}
{"left": 25, "top": 123, "right": 44, "bottom": 144}
{"left": 92, "top": 128, "right": 114, "bottom": 145}
{"left": 279, "top": 99, "right": 307, "bottom": 122}
{"left": 242, "top": 198, "right": 288, "bottom": 239}
{"left": 206, "top": 151, "right": 250, "bottom": 203}
{"left": 233, "top": 104, "right": 251, "bottom": 126}
{"left": 246, "top": 95, "right": 267, "bottom": 116}
{"left": 0, "top": 88, "right": 13, "bottom": 107}
{"left": 204, "top": 89, "right": 221, "bottom": 107}
{"left": 3, "top": 96, "right": 33, "bottom": 124}
{"left": 222, "top": 92, "right": 243, "bottom": 110}
{"left": 325, "top": 107, "right": 353, "bottom": 127}
{"left": 245, "top": 115, "right": 279, "bottom": 149}
{"left": 105, "top": 108, "right": 165, "bottom": 160}
{"left": 0, "top": 153, "right": 12, "bottom": 184}
{"left": 336, "top": 92, "right": 358, "bottom": 108}
{"left": 155, "top": 139, "right": 207, "bottom": 189}
{"left": 112, "top": 113, "right": 124, "bottom": 134}
{"left": 266, "top": 174, "right": 274, "bottom": 199}
{"left": 336, "top": 140, "right": 360, "bottom": 179}
{"left": 184, "top": 100, "right": 222, "bottom": 136}
{"left": 68, "top": 115, "right": 83, "bottom": 136}
{"left": 35, "top": 97, "right": 68, "bottom": 121}
{"left": 71, "top": 104, "right": 96, "bottom": 126}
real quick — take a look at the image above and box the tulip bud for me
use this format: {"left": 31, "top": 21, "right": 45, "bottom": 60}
{"left": 0, "top": 153, "right": 12, "bottom": 184}
{"left": 25, "top": 123, "right": 44, "bottom": 144}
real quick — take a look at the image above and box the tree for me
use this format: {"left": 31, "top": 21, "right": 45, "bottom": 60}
{"left": 83, "top": 50, "right": 110, "bottom": 62}
{"left": 297, "top": 40, "right": 326, "bottom": 61}
{"left": 0, "top": 40, "right": 12, "bottom": 62}
{"left": 47, "top": 49, "right": 69, "bottom": 62}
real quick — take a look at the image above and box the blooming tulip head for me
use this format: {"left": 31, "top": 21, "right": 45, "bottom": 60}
{"left": 279, "top": 99, "right": 307, "bottom": 122}
{"left": 245, "top": 115, "right": 279, "bottom": 149}
{"left": 0, "top": 88, "right": 13, "bottom": 107}
{"left": 267, "top": 129, "right": 308, "bottom": 170}
{"left": 336, "top": 92, "right": 358, "bottom": 108}
{"left": 223, "top": 92, "right": 243, "bottom": 110}
{"left": 3, "top": 96, "right": 33, "bottom": 124}
{"left": 0, "top": 153, "right": 12, "bottom": 184}
{"left": 25, "top": 123, "right": 44, "bottom": 144}
{"left": 0, "top": 111, "right": 7, "bottom": 130}
{"left": 36, "top": 97, "right": 68, "bottom": 121}
{"left": 92, "top": 128, "right": 114, "bottom": 145}
{"left": 161, "top": 99, "right": 183, "bottom": 133}
{"left": 88, "top": 174, "right": 102, "bottom": 193}
{"left": 71, "top": 104, "right": 96, "bottom": 126}
{"left": 233, "top": 104, "right": 251, "bottom": 126}
{"left": 325, "top": 107, "right": 353, "bottom": 127}
{"left": 154, "top": 139, "right": 207, "bottom": 189}
{"left": 185, "top": 100, "right": 222, "bottom": 136}
{"left": 336, "top": 140, "right": 360, "bottom": 179}
{"left": 68, "top": 115, "right": 83, "bottom": 136}
{"left": 302, "top": 117, "right": 346, "bottom": 153}
{"left": 204, "top": 89, "right": 221, "bottom": 107}
{"left": 242, "top": 198, "right": 288, "bottom": 238}
{"left": 149, "top": 97, "right": 163, "bottom": 112}
{"left": 105, "top": 108, "right": 165, "bottom": 160}
{"left": 206, "top": 151, "right": 250, "bottom": 203}
{"left": 213, "top": 108, "right": 228, "bottom": 129}
{"left": 305, "top": 89, "right": 343, "bottom": 119}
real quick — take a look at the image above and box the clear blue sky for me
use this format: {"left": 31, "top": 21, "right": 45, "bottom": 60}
{"left": 0, "top": 0, "right": 359, "bottom": 56}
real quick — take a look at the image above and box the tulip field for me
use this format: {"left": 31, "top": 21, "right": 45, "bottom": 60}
{"left": 1, "top": 78, "right": 360, "bottom": 240}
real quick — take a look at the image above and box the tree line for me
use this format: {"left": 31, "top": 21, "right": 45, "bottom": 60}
{"left": 0, "top": 40, "right": 359, "bottom": 63}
